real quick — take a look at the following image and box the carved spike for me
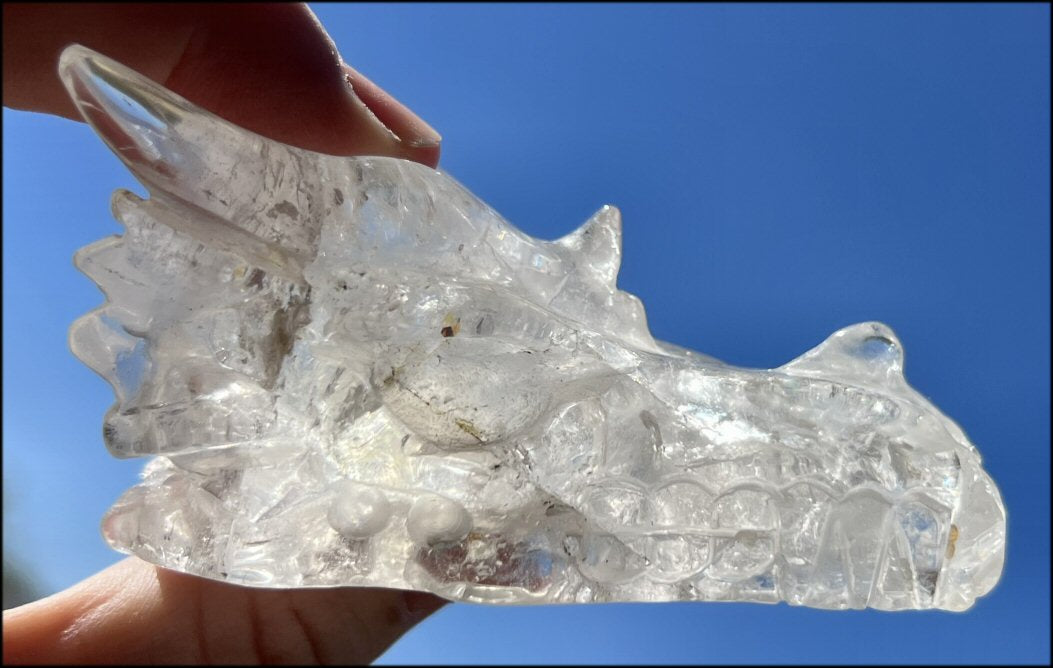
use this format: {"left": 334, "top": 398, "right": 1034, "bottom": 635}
{"left": 556, "top": 205, "right": 623, "bottom": 286}
{"left": 58, "top": 44, "right": 322, "bottom": 260}
{"left": 68, "top": 307, "right": 141, "bottom": 403}
{"left": 72, "top": 234, "right": 126, "bottom": 298}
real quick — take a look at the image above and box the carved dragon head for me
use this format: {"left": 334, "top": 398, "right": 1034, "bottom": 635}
{"left": 63, "top": 44, "right": 1004, "bottom": 610}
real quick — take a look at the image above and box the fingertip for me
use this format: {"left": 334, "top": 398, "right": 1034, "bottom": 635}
{"left": 342, "top": 63, "right": 442, "bottom": 167}
{"left": 408, "top": 142, "right": 443, "bottom": 169}
{"left": 401, "top": 590, "right": 448, "bottom": 621}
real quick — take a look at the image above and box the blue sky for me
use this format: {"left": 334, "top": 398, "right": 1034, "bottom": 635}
{"left": 3, "top": 3, "right": 1049, "bottom": 664}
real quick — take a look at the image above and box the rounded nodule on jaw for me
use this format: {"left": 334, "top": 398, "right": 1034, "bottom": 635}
{"left": 406, "top": 495, "right": 472, "bottom": 545}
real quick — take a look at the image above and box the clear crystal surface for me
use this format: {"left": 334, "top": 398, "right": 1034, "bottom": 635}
{"left": 62, "top": 45, "right": 1005, "bottom": 610}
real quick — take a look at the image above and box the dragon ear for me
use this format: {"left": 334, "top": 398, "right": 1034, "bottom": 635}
{"left": 58, "top": 44, "right": 322, "bottom": 262}
{"left": 555, "top": 205, "right": 623, "bottom": 287}
{"left": 779, "top": 322, "right": 907, "bottom": 390}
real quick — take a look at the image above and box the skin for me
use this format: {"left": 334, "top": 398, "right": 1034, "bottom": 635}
{"left": 2, "top": 3, "right": 446, "bottom": 664}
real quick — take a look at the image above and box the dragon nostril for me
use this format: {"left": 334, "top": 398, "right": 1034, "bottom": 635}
{"left": 859, "top": 335, "right": 898, "bottom": 362}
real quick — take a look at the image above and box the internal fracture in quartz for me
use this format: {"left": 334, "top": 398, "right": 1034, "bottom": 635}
{"left": 63, "top": 44, "right": 1005, "bottom": 611}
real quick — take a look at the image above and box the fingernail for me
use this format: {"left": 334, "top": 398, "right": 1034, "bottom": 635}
{"left": 343, "top": 64, "right": 442, "bottom": 149}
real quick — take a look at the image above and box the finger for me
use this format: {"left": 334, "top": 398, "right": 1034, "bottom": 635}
{"left": 2, "top": 556, "right": 446, "bottom": 665}
{"left": 1, "top": 3, "right": 440, "bottom": 166}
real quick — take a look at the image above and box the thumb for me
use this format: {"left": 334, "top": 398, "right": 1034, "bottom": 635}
{"left": 2, "top": 556, "right": 445, "bottom": 664}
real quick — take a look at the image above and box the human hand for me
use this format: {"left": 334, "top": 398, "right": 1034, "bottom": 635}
{"left": 3, "top": 558, "right": 445, "bottom": 664}
{"left": 2, "top": 2, "right": 441, "bottom": 165}
{"left": 2, "top": 3, "right": 446, "bottom": 664}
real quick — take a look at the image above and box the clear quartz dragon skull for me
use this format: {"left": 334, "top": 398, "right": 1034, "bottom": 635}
{"left": 63, "top": 45, "right": 1005, "bottom": 610}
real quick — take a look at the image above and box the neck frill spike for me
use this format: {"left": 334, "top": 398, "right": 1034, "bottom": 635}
{"left": 62, "top": 44, "right": 1005, "bottom": 610}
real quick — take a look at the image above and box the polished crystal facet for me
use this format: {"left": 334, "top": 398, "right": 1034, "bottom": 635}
{"left": 63, "top": 45, "right": 1005, "bottom": 610}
